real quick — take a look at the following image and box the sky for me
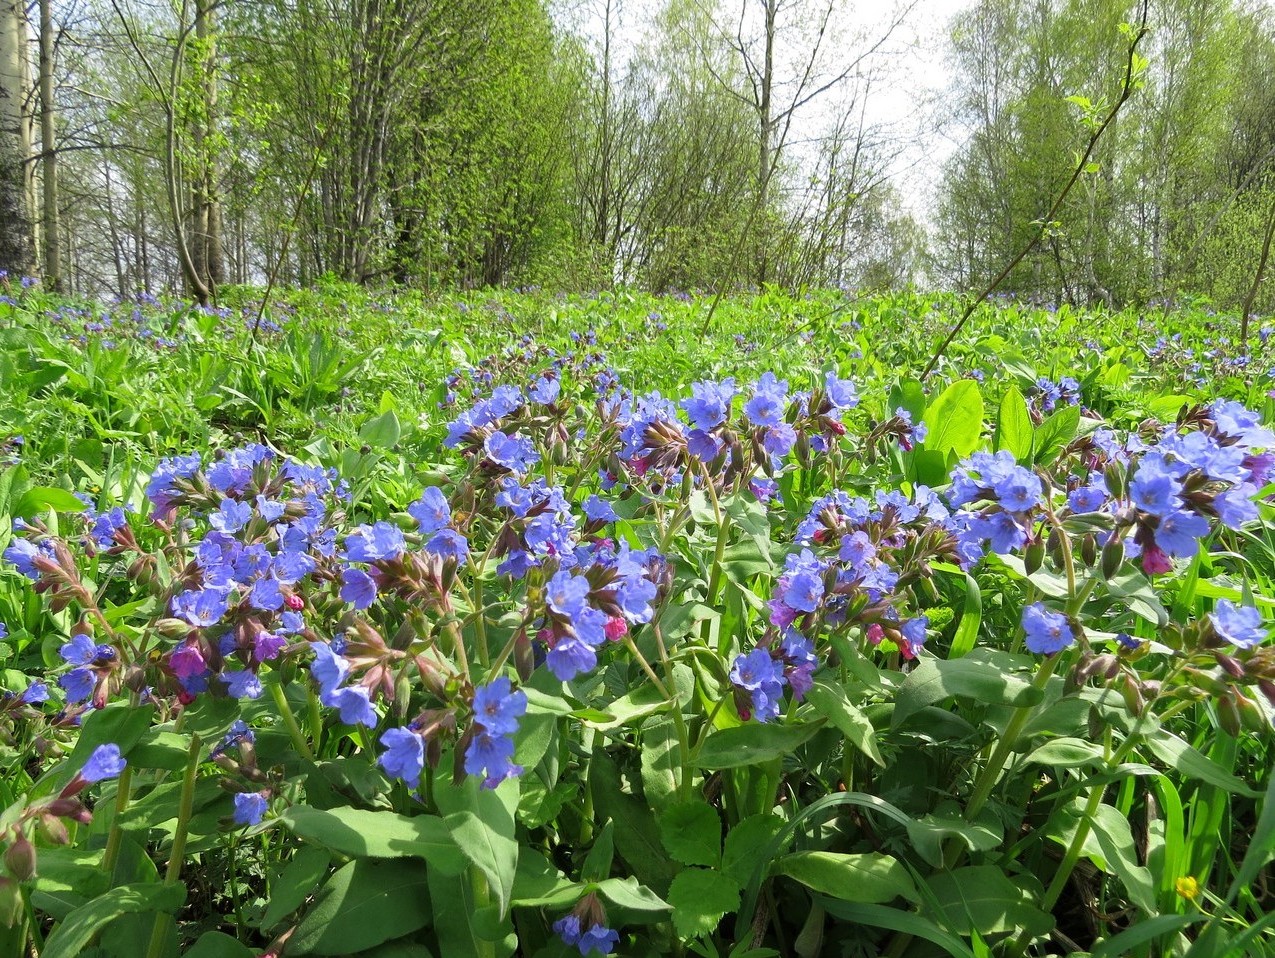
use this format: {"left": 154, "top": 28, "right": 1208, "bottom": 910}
{"left": 556, "top": 0, "right": 977, "bottom": 219}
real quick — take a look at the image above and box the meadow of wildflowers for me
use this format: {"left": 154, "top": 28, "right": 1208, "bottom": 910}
{"left": 0, "top": 277, "right": 1272, "bottom": 957}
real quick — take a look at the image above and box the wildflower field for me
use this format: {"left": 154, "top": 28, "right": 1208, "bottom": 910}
{"left": 0, "top": 278, "right": 1272, "bottom": 958}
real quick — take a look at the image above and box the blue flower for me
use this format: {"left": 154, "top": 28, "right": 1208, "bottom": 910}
{"left": 172, "top": 588, "right": 230, "bottom": 628}
{"left": 1068, "top": 481, "right": 1107, "bottom": 513}
{"left": 379, "top": 727, "right": 426, "bottom": 784}
{"left": 249, "top": 576, "right": 285, "bottom": 612}
{"left": 209, "top": 497, "right": 253, "bottom": 534}
{"left": 60, "top": 633, "right": 110, "bottom": 666}
{"left": 425, "top": 528, "right": 469, "bottom": 561}
{"left": 233, "top": 792, "right": 268, "bottom": 826}
{"left": 730, "top": 649, "right": 786, "bottom": 722}
{"left": 408, "top": 487, "right": 451, "bottom": 534}
{"left": 484, "top": 432, "right": 539, "bottom": 473}
{"left": 993, "top": 467, "right": 1043, "bottom": 512}
{"left": 321, "top": 685, "right": 377, "bottom": 727}
{"left": 340, "top": 567, "right": 378, "bottom": 609}
{"left": 1210, "top": 600, "right": 1268, "bottom": 650}
{"left": 223, "top": 671, "right": 264, "bottom": 699}
{"left": 1130, "top": 457, "right": 1182, "bottom": 516}
{"left": 1154, "top": 509, "right": 1210, "bottom": 558}
{"left": 546, "top": 634, "right": 599, "bottom": 682}
{"left": 824, "top": 373, "right": 859, "bottom": 410}
{"left": 20, "top": 681, "right": 47, "bottom": 704}
{"left": 582, "top": 495, "right": 617, "bottom": 522}
{"left": 472, "top": 678, "right": 527, "bottom": 736}
{"left": 680, "top": 379, "right": 736, "bottom": 431}
{"left": 784, "top": 571, "right": 824, "bottom": 613}
{"left": 310, "top": 642, "right": 350, "bottom": 696}
{"left": 1022, "top": 603, "right": 1073, "bottom": 654}
{"left": 744, "top": 373, "right": 788, "bottom": 428}
{"left": 464, "top": 729, "right": 522, "bottom": 789}
{"left": 529, "top": 375, "right": 561, "bottom": 405}
{"left": 345, "top": 522, "right": 406, "bottom": 562}
{"left": 81, "top": 744, "right": 127, "bottom": 783}
{"left": 59, "top": 668, "right": 95, "bottom": 703}
{"left": 4, "top": 538, "right": 53, "bottom": 579}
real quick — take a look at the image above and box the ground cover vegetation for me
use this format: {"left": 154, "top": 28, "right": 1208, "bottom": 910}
{"left": 0, "top": 0, "right": 1274, "bottom": 955}
{"left": 0, "top": 279, "right": 1271, "bottom": 957}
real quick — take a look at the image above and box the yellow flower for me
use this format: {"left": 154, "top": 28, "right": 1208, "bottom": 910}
{"left": 1175, "top": 876, "right": 1200, "bottom": 900}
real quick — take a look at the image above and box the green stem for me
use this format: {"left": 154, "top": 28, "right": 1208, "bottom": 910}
{"left": 468, "top": 866, "right": 497, "bottom": 958}
{"left": 269, "top": 680, "right": 316, "bottom": 762}
{"left": 102, "top": 764, "right": 134, "bottom": 881}
{"left": 146, "top": 733, "right": 202, "bottom": 958}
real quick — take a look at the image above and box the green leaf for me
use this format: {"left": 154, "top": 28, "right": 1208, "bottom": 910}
{"left": 290, "top": 859, "right": 431, "bottom": 955}
{"left": 590, "top": 750, "right": 676, "bottom": 894}
{"left": 13, "top": 486, "right": 88, "bottom": 519}
{"left": 993, "top": 385, "right": 1033, "bottom": 462}
{"left": 887, "top": 378, "right": 926, "bottom": 425}
{"left": 906, "top": 810, "right": 1002, "bottom": 868}
{"left": 440, "top": 780, "right": 520, "bottom": 918}
{"left": 658, "top": 801, "right": 721, "bottom": 867}
{"left": 594, "top": 876, "right": 672, "bottom": 916}
{"left": 260, "top": 846, "right": 331, "bottom": 931}
{"left": 694, "top": 721, "right": 822, "bottom": 768}
{"left": 1144, "top": 731, "right": 1262, "bottom": 796}
{"left": 281, "top": 806, "right": 463, "bottom": 870}
{"left": 42, "top": 883, "right": 187, "bottom": 958}
{"left": 923, "top": 866, "right": 1052, "bottom": 937}
{"left": 667, "top": 869, "right": 740, "bottom": 939}
{"left": 805, "top": 680, "right": 884, "bottom": 766}
{"left": 818, "top": 901, "right": 976, "bottom": 958}
{"left": 1025, "top": 737, "right": 1107, "bottom": 769}
{"left": 1033, "top": 405, "right": 1080, "bottom": 465}
{"left": 639, "top": 717, "right": 681, "bottom": 814}
{"left": 581, "top": 821, "right": 615, "bottom": 882}
{"left": 186, "top": 931, "right": 257, "bottom": 958}
{"left": 509, "top": 851, "right": 580, "bottom": 909}
{"left": 773, "top": 852, "right": 917, "bottom": 904}
{"left": 48, "top": 703, "right": 155, "bottom": 795}
{"left": 359, "top": 409, "right": 401, "bottom": 449}
{"left": 721, "top": 814, "right": 786, "bottom": 887}
{"left": 892, "top": 655, "right": 1043, "bottom": 729}
{"left": 923, "top": 380, "right": 985, "bottom": 457}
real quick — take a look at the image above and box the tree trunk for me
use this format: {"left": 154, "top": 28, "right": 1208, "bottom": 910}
{"left": 755, "top": 0, "right": 775, "bottom": 286}
{"left": 38, "top": 0, "right": 60, "bottom": 290}
{"left": 0, "top": 0, "right": 34, "bottom": 276}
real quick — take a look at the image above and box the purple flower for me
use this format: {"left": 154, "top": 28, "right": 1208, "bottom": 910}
{"left": 1210, "top": 599, "right": 1267, "bottom": 650}
{"left": 81, "top": 744, "right": 126, "bottom": 783}
{"left": 408, "top": 487, "right": 451, "bottom": 534}
{"left": 253, "top": 631, "right": 286, "bottom": 662}
{"left": 233, "top": 792, "right": 268, "bottom": 826}
{"left": 1022, "top": 603, "right": 1073, "bottom": 654}
{"left": 578, "top": 924, "right": 620, "bottom": 956}
{"left": 784, "top": 571, "right": 824, "bottom": 613}
{"left": 899, "top": 616, "right": 928, "bottom": 658}
{"left": 379, "top": 726, "right": 426, "bottom": 783}
{"left": 170, "top": 642, "right": 207, "bottom": 679}
{"left": 340, "top": 567, "right": 378, "bottom": 609}
{"left": 472, "top": 677, "right": 527, "bottom": 736}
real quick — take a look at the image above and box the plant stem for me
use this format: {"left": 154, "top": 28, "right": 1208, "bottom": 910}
{"left": 269, "top": 680, "right": 316, "bottom": 762}
{"left": 101, "top": 764, "right": 134, "bottom": 880}
{"left": 146, "top": 733, "right": 201, "bottom": 958}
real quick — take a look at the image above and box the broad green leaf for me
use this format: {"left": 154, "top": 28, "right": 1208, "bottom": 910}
{"left": 819, "top": 900, "right": 976, "bottom": 958}
{"left": 290, "top": 858, "right": 431, "bottom": 956}
{"left": 590, "top": 750, "right": 676, "bottom": 893}
{"left": 1144, "top": 731, "right": 1261, "bottom": 796}
{"left": 993, "top": 385, "right": 1033, "bottom": 461}
{"left": 42, "top": 883, "right": 186, "bottom": 958}
{"left": 281, "top": 806, "right": 463, "bottom": 870}
{"left": 13, "top": 486, "right": 88, "bottom": 519}
{"left": 260, "top": 846, "right": 331, "bottom": 931}
{"left": 667, "top": 868, "right": 740, "bottom": 939}
{"left": 658, "top": 800, "right": 721, "bottom": 867}
{"left": 906, "top": 809, "right": 1002, "bottom": 868}
{"left": 887, "top": 377, "right": 926, "bottom": 424}
{"left": 510, "top": 851, "right": 580, "bottom": 908}
{"left": 923, "top": 866, "right": 1052, "bottom": 937}
{"left": 892, "top": 655, "right": 1043, "bottom": 729}
{"left": 359, "top": 409, "right": 401, "bottom": 449}
{"left": 1033, "top": 405, "right": 1080, "bottom": 465}
{"left": 721, "top": 813, "right": 785, "bottom": 887}
{"left": 773, "top": 852, "right": 917, "bottom": 904}
{"left": 694, "top": 721, "right": 822, "bottom": 768}
{"left": 186, "top": 931, "right": 257, "bottom": 957}
{"left": 805, "top": 680, "right": 884, "bottom": 766}
{"left": 923, "top": 380, "right": 984, "bottom": 457}
{"left": 639, "top": 717, "right": 681, "bottom": 814}
{"left": 1025, "top": 737, "right": 1106, "bottom": 769}
{"left": 594, "top": 876, "right": 672, "bottom": 916}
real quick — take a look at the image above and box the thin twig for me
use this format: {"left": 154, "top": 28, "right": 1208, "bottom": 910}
{"left": 917, "top": 1, "right": 1150, "bottom": 382}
